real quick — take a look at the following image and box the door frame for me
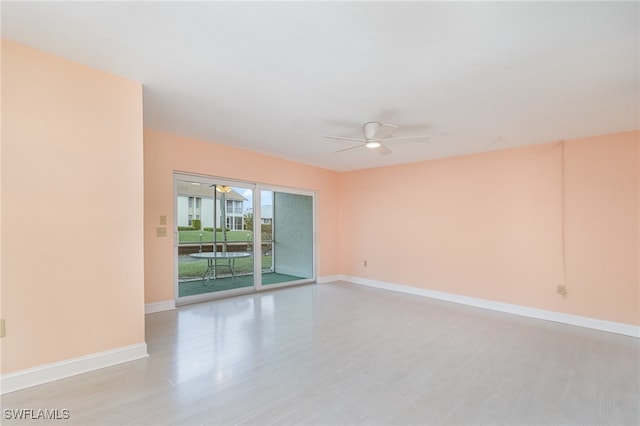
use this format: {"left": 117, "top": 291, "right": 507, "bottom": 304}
{"left": 173, "top": 172, "right": 316, "bottom": 306}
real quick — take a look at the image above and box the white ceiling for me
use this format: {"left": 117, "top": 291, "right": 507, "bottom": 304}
{"left": 2, "top": 1, "right": 638, "bottom": 172}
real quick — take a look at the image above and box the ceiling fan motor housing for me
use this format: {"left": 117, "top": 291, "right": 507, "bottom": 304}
{"left": 363, "top": 121, "right": 383, "bottom": 140}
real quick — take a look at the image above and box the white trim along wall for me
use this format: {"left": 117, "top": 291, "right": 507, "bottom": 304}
{"left": 144, "top": 277, "right": 640, "bottom": 338}
{"left": 332, "top": 276, "right": 640, "bottom": 338}
{"left": 0, "top": 343, "right": 149, "bottom": 395}
{"left": 145, "top": 301, "right": 176, "bottom": 314}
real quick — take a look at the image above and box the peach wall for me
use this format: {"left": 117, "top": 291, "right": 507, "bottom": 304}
{"left": 143, "top": 129, "right": 340, "bottom": 304}
{"left": 564, "top": 132, "right": 639, "bottom": 324}
{"left": 339, "top": 131, "right": 639, "bottom": 326}
{"left": 1, "top": 40, "right": 145, "bottom": 373}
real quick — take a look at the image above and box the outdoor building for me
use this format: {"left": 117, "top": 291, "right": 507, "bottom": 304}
{"left": 176, "top": 181, "right": 247, "bottom": 230}
{"left": 244, "top": 205, "right": 273, "bottom": 225}
{"left": 260, "top": 205, "right": 273, "bottom": 225}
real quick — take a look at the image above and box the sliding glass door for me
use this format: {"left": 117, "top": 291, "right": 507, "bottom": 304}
{"left": 175, "top": 174, "right": 315, "bottom": 305}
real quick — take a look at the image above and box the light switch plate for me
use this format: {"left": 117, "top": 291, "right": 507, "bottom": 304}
{"left": 160, "top": 215, "right": 167, "bottom": 225}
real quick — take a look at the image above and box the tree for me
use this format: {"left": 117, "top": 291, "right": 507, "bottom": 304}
{"left": 244, "top": 211, "right": 254, "bottom": 231}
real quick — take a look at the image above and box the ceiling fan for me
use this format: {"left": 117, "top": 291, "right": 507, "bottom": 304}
{"left": 323, "top": 121, "right": 430, "bottom": 155}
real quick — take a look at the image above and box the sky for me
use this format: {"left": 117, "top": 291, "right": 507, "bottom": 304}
{"left": 238, "top": 187, "right": 272, "bottom": 215}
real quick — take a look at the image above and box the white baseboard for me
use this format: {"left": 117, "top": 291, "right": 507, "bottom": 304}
{"left": 334, "top": 275, "right": 640, "bottom": 338}
{"left": 317, "top": 274, "right": 342, "bottom": 284}
{"left": 0, "top": 343, "right": 149, "bottom": 395}
{"left": 145, "top": 300, "right": 176, "bottom": 314}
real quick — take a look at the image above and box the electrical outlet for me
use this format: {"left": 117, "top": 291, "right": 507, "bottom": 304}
{"left": 156, "top": 227, "right": 167, "bottom": 237}
{"left": 556, "top": 285, "right": 567, "bottom": 297}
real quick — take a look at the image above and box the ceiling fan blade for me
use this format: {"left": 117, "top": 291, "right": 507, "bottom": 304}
{"left": 324, "top": 135, "right": 366, "bottom": 143}
{"left": 385, "top": 135, "right": 431, "bottom": 141}
{"left": 372, "top": 123, "right": 398, "bottom": 140}
{"left": 374, "top": 143, "right": 392, "bottom": 156}
{"left": 335, "top": 144, "right": 364, "bottom": 153}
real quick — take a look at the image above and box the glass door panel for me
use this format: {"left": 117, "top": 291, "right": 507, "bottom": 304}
{"left": 176, "top": 176, "right": 254, "bottom": 302}
{"left": 261, "top": 189, "right": 314, "bottom": 286}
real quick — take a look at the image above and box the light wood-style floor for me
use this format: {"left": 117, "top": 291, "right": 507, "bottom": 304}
{"left": 2, "top": 282, "right": 639, "bottom": 425}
